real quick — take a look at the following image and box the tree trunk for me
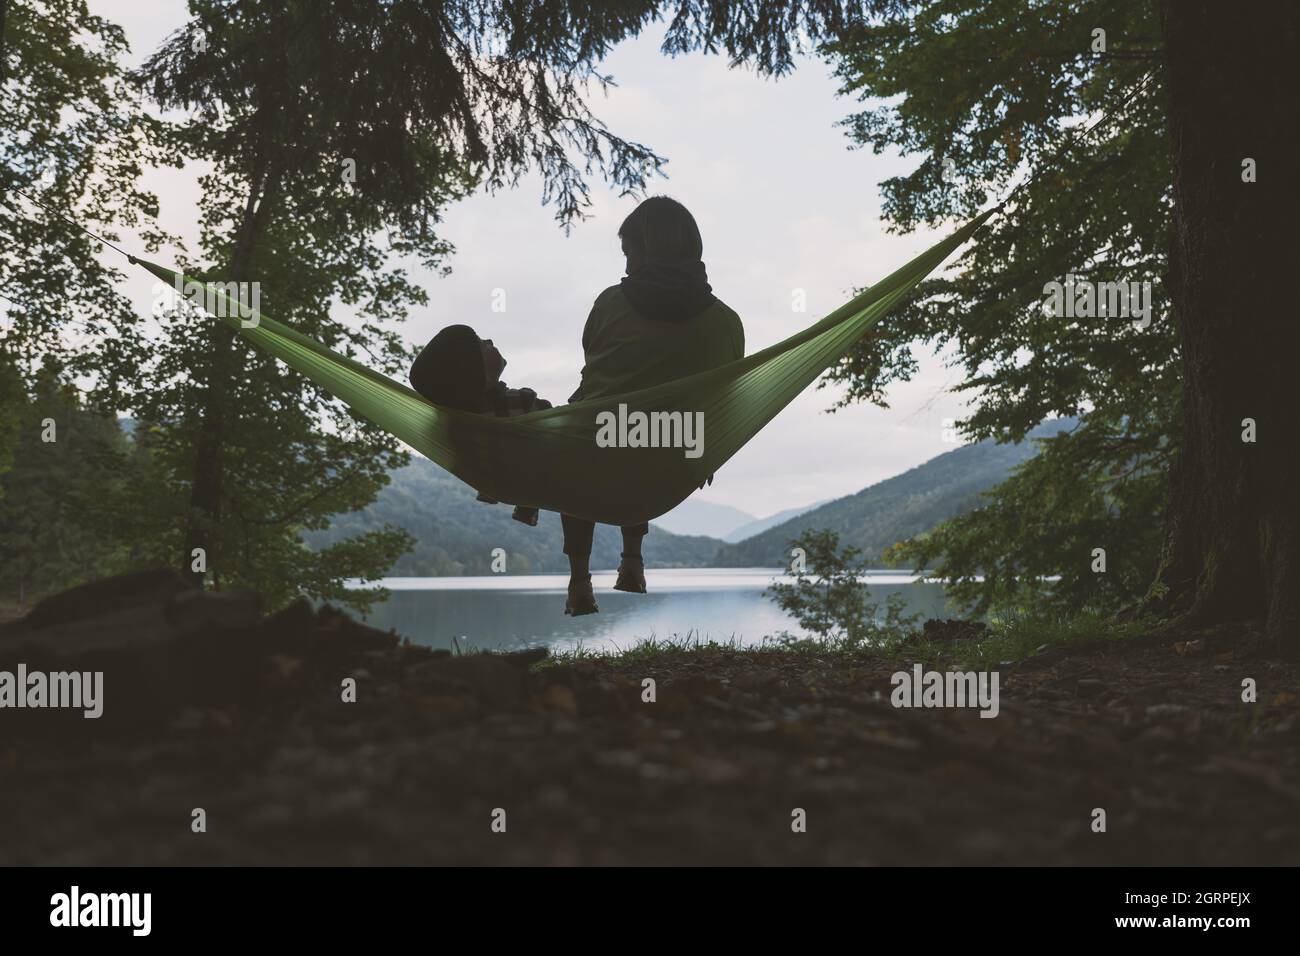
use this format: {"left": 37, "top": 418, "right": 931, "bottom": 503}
{"left": 181, "top": 152, "right": 280, "bottom": 588}
{"left": 1154, "top": 1, "right": 1299, "bottom": 649}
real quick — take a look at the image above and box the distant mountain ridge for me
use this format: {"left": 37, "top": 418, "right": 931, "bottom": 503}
{"left": 724, "top": 500, "right": 829, "bottom": 543}
{"left": 652, "top": 498, "right": 756, "bottom": 540}
{"left": 712, "top": 419, "right": 1076, "bottom": 567}
{"left": 654, "top": 498, "right": 829, "bottom": 542}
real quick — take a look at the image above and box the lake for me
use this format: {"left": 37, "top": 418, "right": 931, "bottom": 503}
{"left": 349, "top": 568, "right": 957, "bottom": 654}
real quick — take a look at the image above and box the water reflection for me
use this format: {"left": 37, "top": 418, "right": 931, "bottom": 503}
{"left": 349, "top": 568, "right": 956, "bottom": 654}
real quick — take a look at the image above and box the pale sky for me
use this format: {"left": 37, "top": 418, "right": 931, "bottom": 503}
{"left": 93, "top": 0, "right": 975, "bottom": 521}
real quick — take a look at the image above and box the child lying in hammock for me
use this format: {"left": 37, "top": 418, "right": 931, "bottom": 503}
{"left": 409, "top": 324, "right": 549, "bottom": 526}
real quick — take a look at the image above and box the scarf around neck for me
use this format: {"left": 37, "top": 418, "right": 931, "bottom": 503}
{"left": 620, "top": 257, "right": 716, "bottom": 323}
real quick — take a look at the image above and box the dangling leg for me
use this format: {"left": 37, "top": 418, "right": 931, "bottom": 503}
{"left": 614, "top": 522, "right": 649, "bottom": 593}
{"left": 560, "top": 513, "right": 599, "bottom": 615}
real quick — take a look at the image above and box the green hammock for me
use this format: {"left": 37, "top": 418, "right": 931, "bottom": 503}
{"left": 133, "top": 207, "right": 997, "bottom": 525}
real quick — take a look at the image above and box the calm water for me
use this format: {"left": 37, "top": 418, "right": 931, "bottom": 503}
{"left": 349, "top": 568, "right": 957, "bottom": 654}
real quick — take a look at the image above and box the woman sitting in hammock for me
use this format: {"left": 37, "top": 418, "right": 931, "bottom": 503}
{"left": 562, "top": 196, "right": 744, "bottom": 616}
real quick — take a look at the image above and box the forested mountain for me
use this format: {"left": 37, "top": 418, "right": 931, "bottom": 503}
{"left": 713, "top": 420, "right": 1077, "bottom": 567}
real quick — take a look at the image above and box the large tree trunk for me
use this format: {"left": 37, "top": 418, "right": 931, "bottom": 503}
{"left": 1154, "top": 2, "right": 1299, "bottom": 649}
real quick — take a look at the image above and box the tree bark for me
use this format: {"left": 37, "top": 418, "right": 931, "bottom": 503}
{"left": 1155, "top": 1, "right": 1299, "bottom": 649}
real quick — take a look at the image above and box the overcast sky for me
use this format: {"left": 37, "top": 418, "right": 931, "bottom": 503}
{"left": 94, "top": 1, "right": 975, "bottom": 521}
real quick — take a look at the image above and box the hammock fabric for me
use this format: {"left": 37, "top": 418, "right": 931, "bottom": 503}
{"left": 133, "top": 207, "right": 997, "bottom": 525}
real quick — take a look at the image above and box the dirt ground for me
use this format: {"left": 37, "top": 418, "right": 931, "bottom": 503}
{"left": 1, "top": 570, "right": 1297, "bottom": 866}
